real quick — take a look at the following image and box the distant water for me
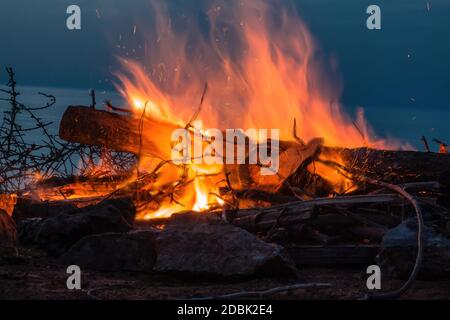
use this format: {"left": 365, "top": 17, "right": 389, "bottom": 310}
{"left": 0, "top": 85, "right": 126, "bottom": 138}
{"left": 362, "top": 105, "right": 450, "bottom": 151}
{"left": 1, "top": 85, "right": 448, "bottom": 151}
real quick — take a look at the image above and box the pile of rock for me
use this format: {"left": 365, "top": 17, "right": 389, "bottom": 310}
{"left": 4, "top": 198, "right": 298, "bottom": 279}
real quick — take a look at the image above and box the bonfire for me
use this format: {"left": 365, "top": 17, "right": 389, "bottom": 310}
{"left": 1, "top": 0, "right": 449, "bottom": 300}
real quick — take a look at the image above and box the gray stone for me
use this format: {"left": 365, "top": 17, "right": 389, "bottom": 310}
{"left": 60, "top": 231, "right": 156, "bottom": 272}
{"left": 379, "top": 218, "right": 450, "bottom": 279}
{"left": 152, "top": 213, "right": 298, "bottom": 278}
{"left": 12, "top": 197, "right": 77, "bottom": 224}
{"left": 17, "top": 218, "right": 43, "bottom": 246}
{"left": 34, "top": 198, "right": 135, "bottom": 257}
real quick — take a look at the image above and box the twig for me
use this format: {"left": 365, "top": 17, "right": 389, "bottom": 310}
{"left": 189, "top": 283, "right": 333, "bottom": 300}
{"left": 89, "top": 89, "right": 96, "bottom": 108}
{"left": 185, "top": 83, "right": 208, "bottom": 130}
{"left": 421, "top": 136, "right": 430, "bottom": 152}
{"left": 352, "top": 121, "right": 367, "bottom": 146}
{"left": 0, "top": 67, "right": 136, "bottom": 194}
{"left": 292, "top": 118, "right": 305, "bottom": 146}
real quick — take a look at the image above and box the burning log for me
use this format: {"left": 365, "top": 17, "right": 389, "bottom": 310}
{"left": 59, "top": 105, "right": 180, "bottom": 160}
{"left": 59, "top": 106, "right": 296, "bottom": 161}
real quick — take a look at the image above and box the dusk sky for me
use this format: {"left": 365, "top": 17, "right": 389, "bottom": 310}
{"left": 0, "top": 0, "right": 449, "bottom": 146}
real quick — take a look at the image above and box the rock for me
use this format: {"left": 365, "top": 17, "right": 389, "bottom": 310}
{"left": 17, "top": 218, "right": 43, "bottom": 246}
{"left": 60, "top": 231, "right": 156, "bottom": 272}
{"left": 151, "top": 213, "right": 298, "bottom": 278}
{"left": 439, "top": 170, "right": 450, "bottom": 193}
{"left": 378, "top": 218, "right": 450, "bottom": 279}
{"left": 438, "top": 170, "right": 450, "bottom": 209}
{"left": 437, "top": 195, "right": 450, "bottom": 209}
{"left": 0, "top": 245, "right": 19, "bottom": 265}
{"left": 12, "top": 197, "right": 77, "bottom": 223}
{"left": 34, "top": 198, "right": 135, "bottom": 257}
{"left": 0, "top": 210, "right": 17, "bottom": 246}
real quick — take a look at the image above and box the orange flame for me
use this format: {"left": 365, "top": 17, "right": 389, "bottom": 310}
{"left": 27, "top": 1, "right": 402, "bottom": 220}
{"left": 112, "top": 1, "right": 394, "bottom": 218}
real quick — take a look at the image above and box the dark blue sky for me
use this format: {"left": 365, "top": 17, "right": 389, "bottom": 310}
{"left": 0, "top": 0, "right": 449, "bottom": 114}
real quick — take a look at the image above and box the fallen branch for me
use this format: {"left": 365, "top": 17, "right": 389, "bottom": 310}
{"left": 189, "top": 282, "right": 333, "bottom": 300}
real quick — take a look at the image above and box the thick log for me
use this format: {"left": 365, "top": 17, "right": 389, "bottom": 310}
{"left": 59, "top": 105, "right": 179, "bottom": 160}
{"left": 59, "top": 106, "right": 296, "bottom": 161}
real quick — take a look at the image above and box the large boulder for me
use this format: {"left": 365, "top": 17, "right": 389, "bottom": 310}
{"left": 60, "top": 231, "right": 156, "bottom": 272}
{"left": 33, "top": 198, "right": 135, "bottom": 257}
{"left": 151, "top": 213, "right": 298, "bottom": 278}
{"left": 0, "top": 210, "right": 17, "bottom": 246}
{"left": 12, "top": 197, "right": 77, "bottom": 224}
{"left": 378, "top": 218, "right": 450, "bottom": 279}
{"left": 17, "top": 218, "right": 43, "bottom": 246}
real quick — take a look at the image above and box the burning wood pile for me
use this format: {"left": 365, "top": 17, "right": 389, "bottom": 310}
{"left": 1, "top": 90, "right": 450, "bottom": 298}
{"left": 1, "top": 0, "right": 450, "bottom": 298}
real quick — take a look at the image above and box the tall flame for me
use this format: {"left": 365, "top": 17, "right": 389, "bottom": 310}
{"left": 112, "top": 0, "right": 392, "bottom": 219}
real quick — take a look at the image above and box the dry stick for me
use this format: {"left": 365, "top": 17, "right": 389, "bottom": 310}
{"left": 292, "top": 118, "right": 305, "bottom": 146}
{"left": 189, "top": 283, "right": 333, "bottom": 300}
{"left": 134, "top": 102, "right": 149, "bottom": 205}
{"left": 185, "top": 83, "right": 208, "bottom": 130}
{"left": 104, "top": 100, "right": 132, "bottom": 113}
{"left": 136, "top": 101, "right": 149, "bottom": 178}
{"left": 352, "top": 120, "right": 367, "bottom": 146}
{"left": 421, "top": 136, "right": 430, "bottom": 152}
{"left": 317, "top": 159, "right": 424, "bottom": 300}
